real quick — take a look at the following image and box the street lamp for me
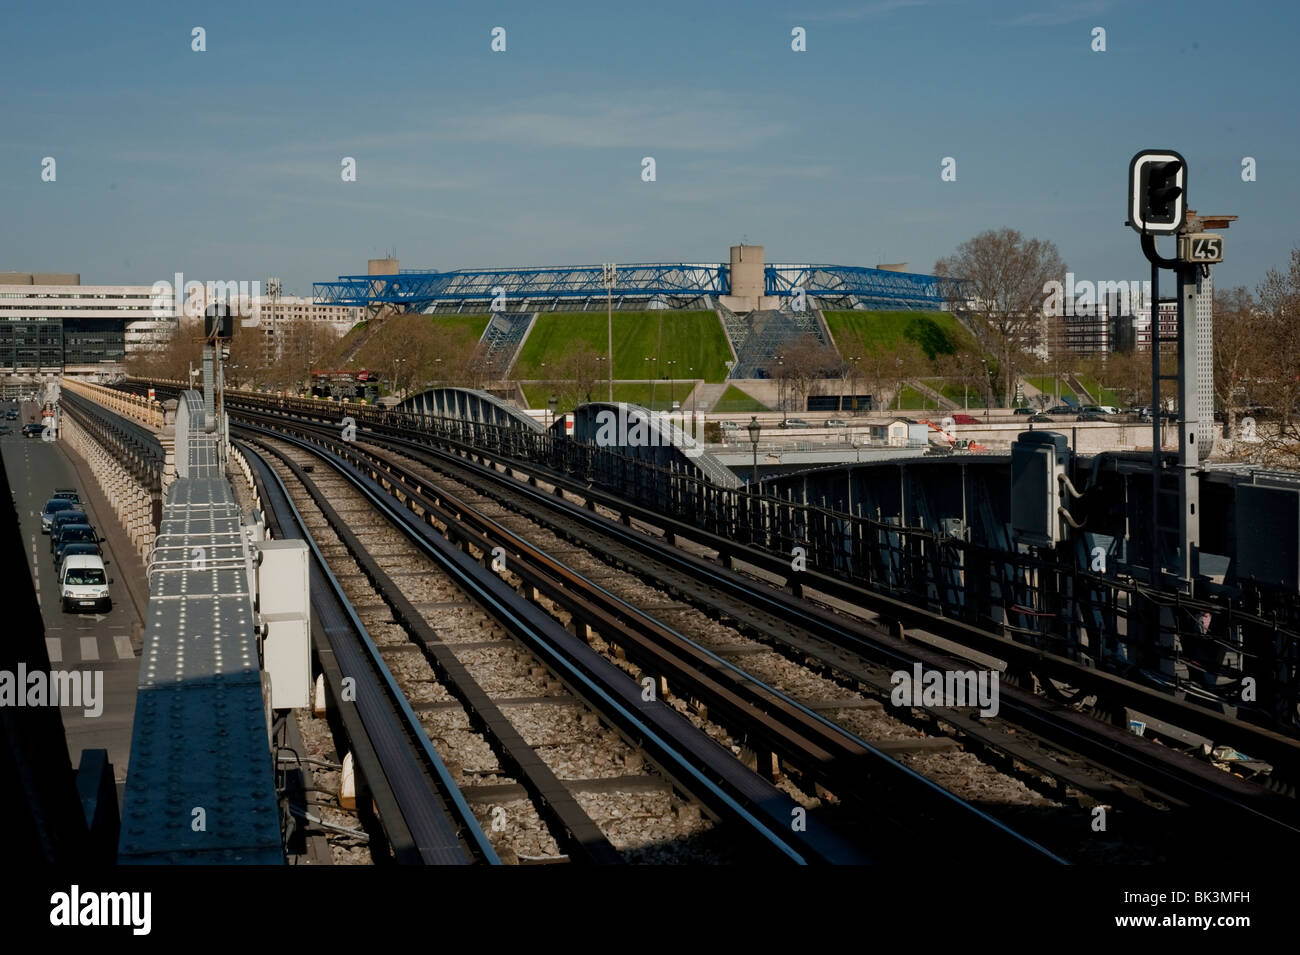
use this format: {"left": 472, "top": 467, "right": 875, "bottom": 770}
{"left": 666, "top": 359, "right": 676, "bottom": 408}
{"left": 602, "top": 263, "right": 616, "bottom": 403}
{"left": 896, "top": 357, "right": 904, "bottom": 412}
{"left": 776, "top": 356, "right": 786, "bottom": 424}
{"left": 747, "top": 416, "right": 761, "bottom": 486}
{"left": 980, "top": 358, "right": 990, "bottom": 420}
{"left": 547, "top": 393, "right": 558, "bottom": 429}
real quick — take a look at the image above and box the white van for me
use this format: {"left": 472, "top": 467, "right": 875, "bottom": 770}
{"left": 60, "top": 554, "right": 112, "bottom": 613}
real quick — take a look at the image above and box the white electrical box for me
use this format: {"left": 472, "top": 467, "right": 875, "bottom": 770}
{"left": 257, "top": 539, "right": 310, "bottom": 709}
{"left": 258, "top": 539, "right": 309, "bottom": 616}
{"left": 262, "top": 612, "right": 310, "bottom": 710}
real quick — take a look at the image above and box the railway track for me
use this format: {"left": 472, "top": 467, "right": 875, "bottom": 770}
{"left": 237, "top": 433, "right": 886, "bottom": 864}
{"left": 233, "top": 404, "right": 1300, "bottom": 862}
{"left": 233, "top": 414, "right": 1075, "bottom": 863}
{"left": 241, "top": 442, "right": 498, "bottom": 864}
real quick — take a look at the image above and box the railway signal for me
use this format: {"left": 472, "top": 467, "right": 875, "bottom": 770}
{"left": 1128, "top": 150, "right": 1187, "bottom": 235}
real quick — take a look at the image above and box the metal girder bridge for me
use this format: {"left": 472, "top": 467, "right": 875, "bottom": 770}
{"left": 398, "top": 387, "right": 544, "bottom": 432}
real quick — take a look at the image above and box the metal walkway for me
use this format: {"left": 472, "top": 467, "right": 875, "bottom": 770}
{"left": 118, "top": 391, "right": 282, "bottom": 863}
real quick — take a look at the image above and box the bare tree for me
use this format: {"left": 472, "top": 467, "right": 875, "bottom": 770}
{"left": 935, "top": 228, "right": 1066, "bottom": 406}
{"left": 1212, "top": 286, "right": 1261, "bottom": 448}
{"left": 1250, "top": 251, "right": 1300, "bottom": 463}
{"left": 937, "top": 349, "right": 987, "bottom": 410}
{"left": 783, "top": 333, "right": 837, "bottom": 414}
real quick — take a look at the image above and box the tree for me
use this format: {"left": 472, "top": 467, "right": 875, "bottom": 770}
{"left": 1212, "top": 286, "right": 1262, "bottom": 449}
{"left": 783, "top": 333, "right": 838, "bottom": 414}
{"left": 1251, "top": 250, "right": 1300, "bottom": 463}
{"left": 937, "top": 349, "right": 987, "bottom": 410}
{"left": 935, "top": 228, "right": 1066, "bottom": 407}
{"left": 275, "top": 321, "right": 341, "bottom": 393}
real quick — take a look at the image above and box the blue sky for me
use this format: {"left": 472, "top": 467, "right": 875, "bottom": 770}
{"left": 1, "top": 0, "right": 1294, "bottom": 297}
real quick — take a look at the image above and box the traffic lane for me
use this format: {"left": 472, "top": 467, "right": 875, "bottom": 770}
{"left": 2, "top": 430, "right": 141, "bottom": 785}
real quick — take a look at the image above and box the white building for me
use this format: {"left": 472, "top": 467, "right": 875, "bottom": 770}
{"left": 0, "top": 273, "right": 177, "bottom": 378}
{"left": 245, "top": 295, "right": 363, "bottom": 362}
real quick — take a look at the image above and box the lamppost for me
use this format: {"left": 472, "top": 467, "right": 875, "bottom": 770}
{"left": 980, "top": 358, "right": 990, "bottom": 420}
{"left": 689, "top": 366, "right": 696, "bottom": 417}
{"left": 896, "top": 357, "right": 904, "bottom": 412}
{"left": 747, "top": 415, "right": 761, "bottom": 486}
{"left": 602, "top": 263, "right": 616, "bottom": 403}
{"left": 645, "top": 356, "right": 656, "bottom": 409}
{"left": 666, "top": 359, "right": 676, "bottom": 408}
{"left": 548, "top": 393, "right": 558, "bottom": 430}
{"left": 775, "top": 356, "right": 786, "bottom": 424}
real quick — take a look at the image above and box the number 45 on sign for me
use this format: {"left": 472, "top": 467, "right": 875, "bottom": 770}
{"left": 1178, "top": 233, "right": 1223, "bottom": 263}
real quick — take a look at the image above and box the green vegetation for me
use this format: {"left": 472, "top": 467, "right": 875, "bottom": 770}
{"left": 932, "top": 380, "right": 989, "bottom": 409}
{"left": 512, "top": 311, "right": 731, "bottom": 381}
{"left": 894, "top": 385, "right": 936, "bottom": 410}
{"left": 430, "top": 313, "right": 491, "bottom": 341}
{"left": 711, "top": 385, "right": 769, "bottom": 413}
{"left": 1025, "top": 376, "right": 1080, "bottom": 405}
{"left": 1075, "top": 375, "right": 1122, "bottom": 406}
{"left": 823, "top": 310, "right": 981, "bottom": 358}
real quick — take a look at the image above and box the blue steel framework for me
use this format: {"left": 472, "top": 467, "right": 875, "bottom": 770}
{"left": 315, "top": 263, "right": 952, "bottom": 313}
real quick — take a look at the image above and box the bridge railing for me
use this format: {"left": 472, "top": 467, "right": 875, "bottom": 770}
{"left": 62, "top": 378, "right": 165, "bottom": 428}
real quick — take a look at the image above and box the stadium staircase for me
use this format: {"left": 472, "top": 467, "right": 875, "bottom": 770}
{"left": 723, "top": 307, "right": 834, "bottom": 378}
{"left": 479, "top": 311, "right": 536, "bottom": 379}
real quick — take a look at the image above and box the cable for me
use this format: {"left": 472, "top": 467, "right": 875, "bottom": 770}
{"left": 1056, "top": 504, "right": 1086, "bottom": 530}
{"left": 1057, "top": 472, "right": 1086, "bottom": 500}
{"left": 287, "top": 806, "right": 370, "bottom": 841}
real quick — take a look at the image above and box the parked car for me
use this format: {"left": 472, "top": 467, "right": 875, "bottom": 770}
{"left": 1030, "top": 414, "right": 1055, "bottom": 423}
{"left": 60, "top": 554, "right": 112, "bottom": 613}
{"left": 824, "top": 418, "right": 848, "bottom": 428}
{"left": 53, "top": 524, "right": 100, "bottom": 564}
{"left": 41, "top": 498, "right": 78, "bottom": 533}
{"left": 1081, "top": 405, "right": 1118, "bottom": 416}
{"left": 1076, "top": 412, "right": 1106, "bottom": 422}
{"left": 1013, "top": 407, "right": 1036, "bottom": 415}
{"left": 22, "top": 422, "right": 44, "bottom": 437}
{"left": 951, "top": 413, "right": 980, "bottom": 425}
{"left": 778, "top": 418, "right": 812, "bottom": 428}
{"left": 48, "top": 511, "right": 90, "bottom": 549}
{"left": 56, "top": 541, "right": 105, "bottom": 578}
{"left": 1047, "top": 405, "right": 1074, "bottom": 415}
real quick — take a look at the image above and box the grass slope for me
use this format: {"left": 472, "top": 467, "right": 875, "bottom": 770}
{"left": 712, "top": 385, "right": 769, "bottom": 413}
{"left": 822, "top": 310, "right": 981, "bottom": 358}
{"left": 513, "top": 311, "right": 730, "bottom": 381}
